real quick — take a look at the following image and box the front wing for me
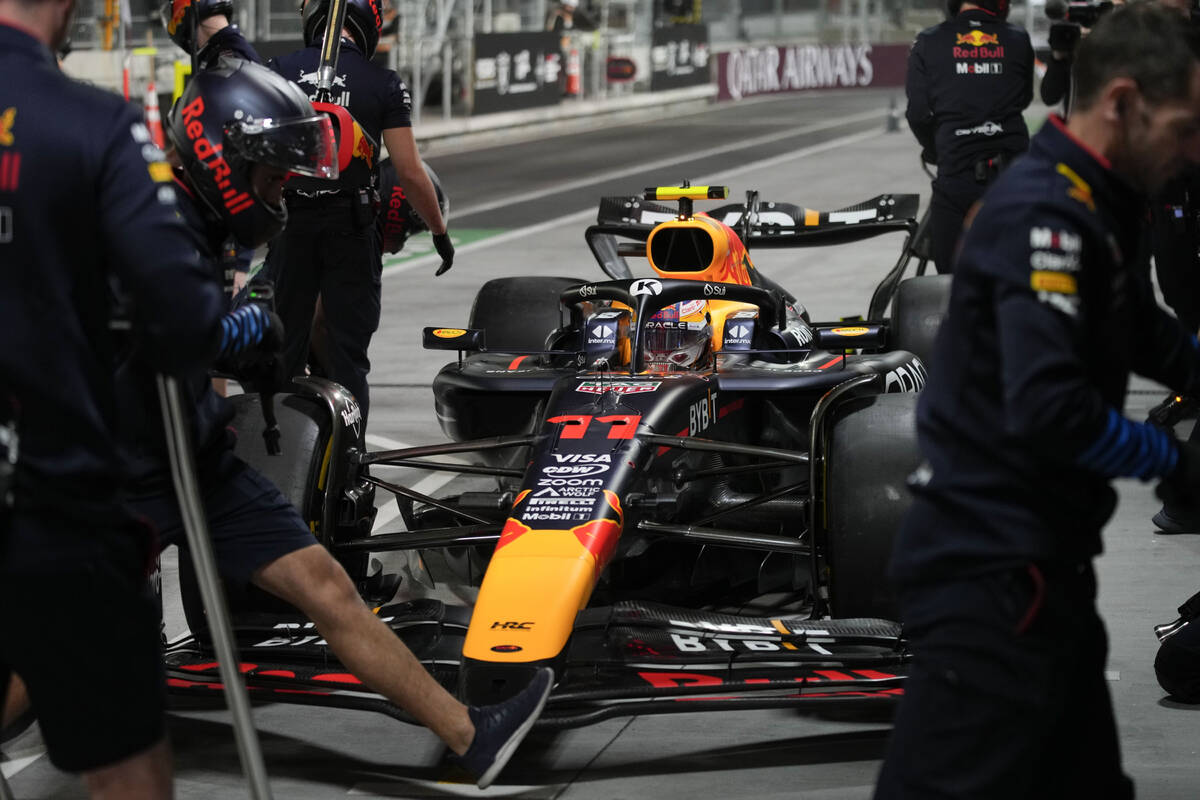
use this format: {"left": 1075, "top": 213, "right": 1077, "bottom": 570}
{"left": 165, "top": 599, "right": 907, "bottom": 729}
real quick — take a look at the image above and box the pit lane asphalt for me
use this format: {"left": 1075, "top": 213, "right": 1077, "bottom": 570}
{"left": 7, "top": 91, "right": 1200, "bottom": 799}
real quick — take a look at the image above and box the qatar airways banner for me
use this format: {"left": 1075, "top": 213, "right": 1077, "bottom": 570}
{"left": 716, "top": 43, "right": 909, "bottom": 101}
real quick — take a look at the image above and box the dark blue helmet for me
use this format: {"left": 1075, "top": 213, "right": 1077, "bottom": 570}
{"left": 160, "top": 0, "right": 234, "bottom": 53}
{"left": 301, "top": 0, "right": 384, "bottom": 58}
{"left": 168, "top": 58, "right": 338, "bottom": 247}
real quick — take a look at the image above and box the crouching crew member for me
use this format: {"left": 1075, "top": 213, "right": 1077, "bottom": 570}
{"left": 905, "top": 0, "right": 1034, "bottom": 273}
{"left": 134, "top": 58, "right": 547, "bottom": 790}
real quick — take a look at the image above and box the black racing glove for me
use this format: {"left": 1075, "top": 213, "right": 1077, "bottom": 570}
{"left": 433, "top": 231, "right": 455, "bottom": 276}
{"left": 1156, "top": 440, "right": 1200, "bottom": 511}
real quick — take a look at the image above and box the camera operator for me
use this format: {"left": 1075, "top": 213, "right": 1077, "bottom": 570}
{"left": 906, "top": 0, "right": 1034, "bottom": 274}
{"left": 1040, "top": 0, "right": 1117, "bottom": 113}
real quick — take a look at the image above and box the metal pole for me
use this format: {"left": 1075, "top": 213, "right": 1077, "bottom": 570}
{"left": 413, "top": 39, "right": 423, "bottom": 124}
{"left": 442, "top": 40, "right": 452, "bottom": 119}
{"left": 155, "top": 375, "right": 273, "bottom": 800}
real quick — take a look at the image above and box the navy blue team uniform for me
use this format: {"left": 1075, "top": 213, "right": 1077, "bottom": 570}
{"left": 266, "top": 36, "right": 411, "bottom": 422}
{"left": 906, "top": 7, "right": 1033, "bottom": 273}
{"left": 112, "top": 55, "right": 330, "bottom": 599}
{"left": 115, "top": 175, "right": 320, "bottom": 589}
{"left": 0, "top": 21, "right": 227, "bottom": 771}
{"left": 874, "top": 116, "right": 1200, "bottom": 799}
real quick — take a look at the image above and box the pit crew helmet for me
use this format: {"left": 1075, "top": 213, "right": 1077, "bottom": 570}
{"left": 167, "top": 58, "right": 337, "bottom": 248}
{"left": 644, "top": 300, "right": 712, "bottom": 371}
{"left": 160, "top": 0, "right": 234, "bottom": 53}
{"left": 947, "top": 0, "right": 1009, "bottom": 18}
{"left": 377, "top": 159, "right": 448, "bottom": 254}
{"left": 301, "top": 0, "right": 384, "bottom": 58}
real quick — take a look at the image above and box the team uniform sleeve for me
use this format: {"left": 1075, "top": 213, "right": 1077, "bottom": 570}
{"left": 974, "top": 203, "right": 1179, "bottom": 480}
{"left": 381, "top": 72, "right": 413, "bottom": 129}
{"left": 905, "top": 36, "right": 937, "bottom": 158}
{"left": 1130, "top": 266, "right": 1200, "bottom": 394}
{"left": 97, "top": 105, "right": 225, "bottom": 375}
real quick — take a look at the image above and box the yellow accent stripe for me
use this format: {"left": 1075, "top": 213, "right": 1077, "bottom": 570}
{"left": 804, "top": 208, "right": 819, "bottom": 226}
{"left": 770, "top": 618, "right": 791, "bottom": 635}
{"left": 316, "top": 439, "right": 333, "bottom": 491}
{"left": 1031, "top": 270, "right": 1078, "bottom": 294}
{"left": 653, "top": 185, "right": 729, "bottom": 200}
{"left": 1056, "top": 163, "right": 1096, "bottom": 211}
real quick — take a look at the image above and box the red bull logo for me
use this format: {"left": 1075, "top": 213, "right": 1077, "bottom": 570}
{"left": 364, "top": 0, "right": 383, "bottom": 32}
{"left": 956, "top": 30, "right": 999, "bottom": 46}
{"left": 350, "top": 120, "right": 374, "bottom": 166}
{"left": 178, "top": 96, "right": 253, "bottom": 216}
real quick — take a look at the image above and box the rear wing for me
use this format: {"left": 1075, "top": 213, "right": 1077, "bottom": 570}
{"left": 586, "top": 191, "right": 925, "bottom": 320}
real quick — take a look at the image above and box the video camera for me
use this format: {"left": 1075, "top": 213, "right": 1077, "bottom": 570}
{"left": 1045, "top": 0, "right": 1113, "bottom": 52}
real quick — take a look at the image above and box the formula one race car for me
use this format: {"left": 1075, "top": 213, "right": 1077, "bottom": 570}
{"left": 166, "top": 185, "right": 949, "bottom": 728}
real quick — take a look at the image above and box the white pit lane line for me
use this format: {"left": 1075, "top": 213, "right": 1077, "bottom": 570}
{"left": 383, "top": 124, "right": 887, "bottom": 280}
{"left": 1, "top": 749, "right": 45, "bottom": 782}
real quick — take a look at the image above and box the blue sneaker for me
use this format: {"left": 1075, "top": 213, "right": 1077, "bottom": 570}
{"left": 459, "top": 667, "right": 553, "bottom": 788}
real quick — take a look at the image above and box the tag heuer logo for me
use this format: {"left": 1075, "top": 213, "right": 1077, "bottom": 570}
{"left": 577, "top": 381, "right": 661, "bottom": 395}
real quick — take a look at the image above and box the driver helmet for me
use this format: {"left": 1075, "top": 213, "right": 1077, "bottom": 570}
{"left": 167, "top": 57, "right": 338, "bottom": 248}
{"left": 645, "top": 300, "right": 712, "bottom": 370}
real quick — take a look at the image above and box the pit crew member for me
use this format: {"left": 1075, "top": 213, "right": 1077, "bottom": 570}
{"left": 905, "top": 0, "right": 1034, "bottom": 273}
{"left": 264, "top": 0, "right": 453, "bottom": 426}
{"left": 0, "top": 0, "right": 263, "bottom": 793}
{"left": 876, "top": 5, "right": 1200, "bottom": 797}
{"left": 120, "top": 58, "right": 547, "bottom": 789}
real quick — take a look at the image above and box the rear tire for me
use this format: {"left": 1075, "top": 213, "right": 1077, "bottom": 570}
{"left": 891, "top": 275, "right": 951, "bottom": 371}
{"left": 469, "top": 276, "right": 588, "bottom": 352}
{"left": 825, "top": 392, "right": 921, "bottom": 620}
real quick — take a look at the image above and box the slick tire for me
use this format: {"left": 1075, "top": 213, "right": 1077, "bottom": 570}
{"left": 891, "top": 275, "right": 951, "bottom": 372}
{"left": 825, "top": 392, "right": 921, "bottom": 620}
{"left": 179, "top": 392, "right": 331, "bottom": 640}
{"left": 469, "top": 276, "right": 589, "bottom": 352}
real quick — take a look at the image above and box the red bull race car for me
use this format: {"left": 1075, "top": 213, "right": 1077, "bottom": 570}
{"left": 166, "top": 184, "right": 949, "bottom": 729}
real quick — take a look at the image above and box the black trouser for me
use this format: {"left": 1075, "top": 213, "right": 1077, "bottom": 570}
{"left": 265, "top": 200, "right": 382, "bottom": 422}
{"left": 929, "top": 170, "right": 989, "bottom": 275}
{"left": 874, "top": 563, "right": 1134, "bottom": 800}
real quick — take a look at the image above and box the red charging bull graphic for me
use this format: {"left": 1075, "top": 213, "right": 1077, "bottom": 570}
{"left": 954, "top": 30, "right": 1004, "bottom": 58}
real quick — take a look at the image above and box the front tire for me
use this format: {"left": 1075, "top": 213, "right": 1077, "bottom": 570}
{"left": 825, "top": 392, "right": 921, "bottom": 620}
{"left": 469, "top": 276, "right": 588, "bottom": 352}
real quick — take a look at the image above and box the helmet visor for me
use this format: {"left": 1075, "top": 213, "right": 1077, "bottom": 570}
{"left": 226, "top": 114, "right": 339, "bottom": 179}
{"left": 645, "top": 303, "right": 710, "bottom": 369}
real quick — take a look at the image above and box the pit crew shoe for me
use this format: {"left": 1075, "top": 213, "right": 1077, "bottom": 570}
{"left": 1153, "top": 506, "right": 1200, "bottom": 534}
{"left": 459, "top": 667, "right": 553, "bottom": 789}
